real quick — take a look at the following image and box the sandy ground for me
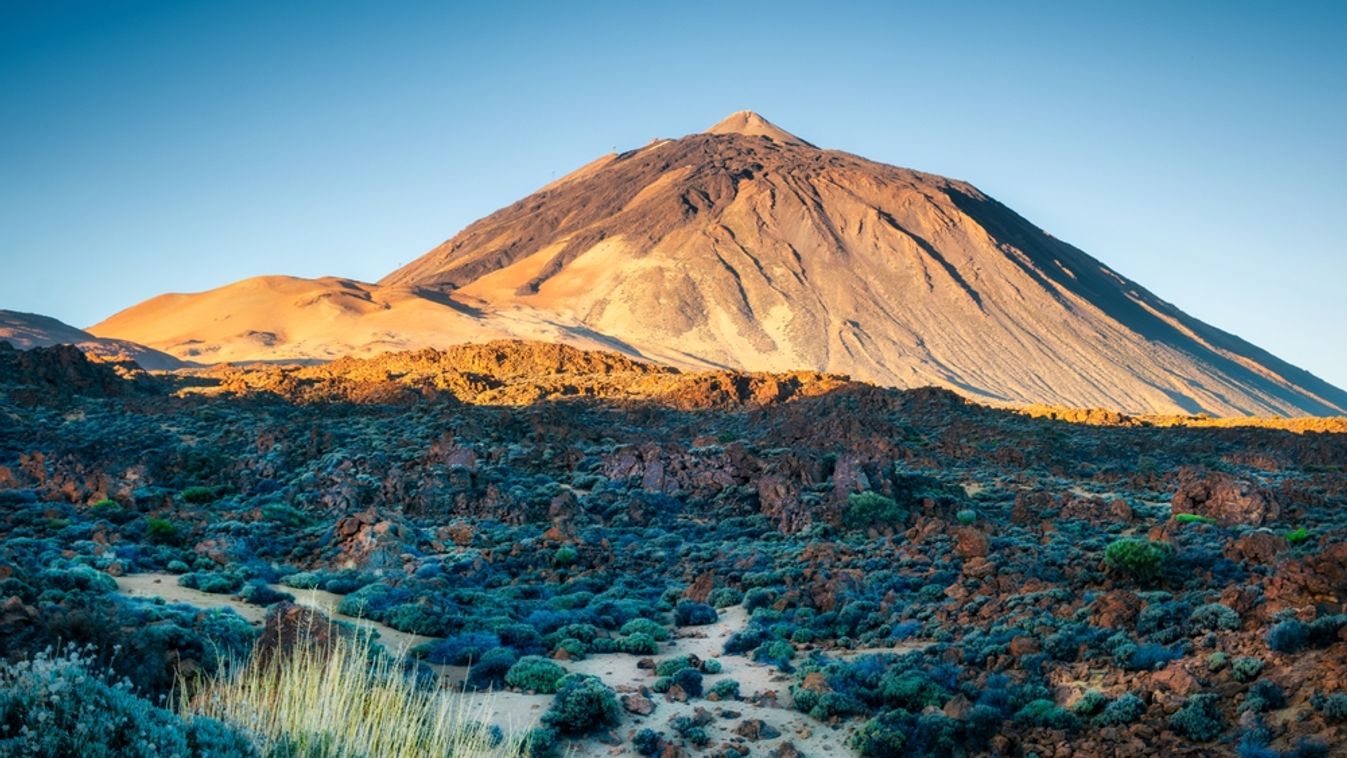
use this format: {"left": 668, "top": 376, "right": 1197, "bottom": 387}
{"left": 114, "top": 574, "right": 922, "bottom": 755}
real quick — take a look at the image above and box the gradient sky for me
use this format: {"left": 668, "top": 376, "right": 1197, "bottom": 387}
{"left": 2, "top": 1, "right": 1344, "bottom": 388}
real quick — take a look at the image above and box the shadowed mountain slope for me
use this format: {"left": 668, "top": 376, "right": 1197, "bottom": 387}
{"left": 1, "top": 309, "right": 186, "bottom": 370}
{"left": 91, "top": 112, "right": 1347, "bottom": 416}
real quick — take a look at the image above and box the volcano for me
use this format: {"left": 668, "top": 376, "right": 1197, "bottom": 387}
{"left": 90, "top": 112, "right": 1347, "bottom": 416}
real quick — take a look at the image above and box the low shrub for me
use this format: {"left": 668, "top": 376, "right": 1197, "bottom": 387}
{"left": 671, "top": 667, "right": 703, "bottom": 697}
{"left": 1104, "top": 538, "right": 1174, "bottom": 582}
{"left": 1189, "top": 603, "right": 1240, "bottom": 632}
{"left": 1286, "top": 527, "right": 1312, "bottom": 545}
{"left": 843, "top": 491, "right": 904, "bottom": 531}
{"left": 1168, "top": 693, "right": 1225, "bottom": 742}
{"left": 239, "top": 580, "right": 292, "bottom": 606}
{"left": 466, "top": 648, "right": 518, "bottom": 690}
{"left": 709, "top": 587, "right": 743, "bottom": 608}
{"left": 619, "top": 617, "right": 670, "bottom": 641}
{"left": 504, "top": 656, "right": 566, "bottom": 694}
{"left": 418, "top": 632, "right": 500, "bottom": 666}
{"left": 179, "top": 571, "right": 242, "bottom": 595}
{"left": 1267, "top": 619, "right": 1309, "bottom": 654}
{"left": 542, "top": 674, "right": 621, "bottom": 735}
{"left": 1013, "top": 699, "right": 1080, "bottom": 731}
{"left": 708, "top": 678, "right": 740, "bottom": 700}
{"left": 673, "top": 601, "right": 717, "bottom": 627}
{"left": 147, "top": 518, "right": 180, "bottom": 545}
{"left": 1094, "top": 692, "right": 1146, "bottom": 726}
{"left": 1311, "top": 692, "right": 1347, "bottom": 723}
{"left": 1231, "top": 656, "right": 1264, "bottom": 683}
{"left": 618, "top": 632, "right": 659, "bottom": 655}
{"left": 0, "top": 648, "right": 256, "bottom": 758}
{"left": 632, "top": 728, "right": 665, "bottom": 756}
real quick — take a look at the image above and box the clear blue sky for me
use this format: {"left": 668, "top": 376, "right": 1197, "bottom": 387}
{"left": 3, "top": 1, "right": 1344, "bottom": 387}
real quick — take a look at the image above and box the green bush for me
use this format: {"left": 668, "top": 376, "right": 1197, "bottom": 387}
{"left": 843, "top": 491, "right": 904, "bottom": 531}
{"left": 619, "top": 618, "right": 669, "bottom": 641}
{"left": 1231, "top": 656, "right": 1264, "bottom": 683}
{"left": 553, "top": 546, "right": 578, "bottom": 567}
{"left": 1173, "top": 513, "right": 1215, "bottom": 524}
{"left": 617, "top": 633, "right": 659, "bottom": 655}
{"left": 850, "top": 711, "right": 909, "bottom": 757}
{"left": 1168, "top": 693, "right": 1225, "bottom": 742}
{"left": 1286, "top": 527, "right": 1312, "bottom": 544}
{"left": 1013, "top": 699, "right": 1080, "bottom": 731}
{"left": 542, "top": 674, "right": 620, "bottom": 735}
{"left": 708, "top": 678, "right": 740, "bottom": 700}
{"left": 147, "top": 518, "right": 180, "bottom": 546}
{"left": 181, "top": 486, "right": 219, "bottom": 504}
{"left": 655, "top": 656, "right": 696, "bottom": 677}
{"left": 1104, "top": 538, "right": 1174, "bottom": 582}
{"left": 1188, "top": 603, "right": 1240, "bottom": 632}
{"left": 955, "top": 508, "right": 977, "bottom": 525}
{"left": 504, "top": 656, "right": 566, "bottom": 694}
{"left": 1093, "top": 693, "right": 1146, "bottom": 726}
{"left": 708, "top": 587, "right": 743, "bottom": 608}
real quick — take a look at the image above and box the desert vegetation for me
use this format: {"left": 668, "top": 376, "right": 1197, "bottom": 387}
{"left": 2, "top": 341, "right": 1347, "bottom": 755}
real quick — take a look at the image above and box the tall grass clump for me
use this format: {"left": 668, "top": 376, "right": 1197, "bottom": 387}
{"left": 183, "top": 617, "right": 530, "bottom": 757}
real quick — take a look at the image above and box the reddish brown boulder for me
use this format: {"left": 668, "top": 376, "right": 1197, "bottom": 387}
{"left": 1226, "top": 530, "right": 1285, "bottom": 565}
{"left": 953, "top": 526, "right": 990, "bottom": 559}
{"left": 1091, "top": 590, "right": 1143, "bottom": 628}
{"left": 1171, "top": 468, "right": 1280, "bottom": 526}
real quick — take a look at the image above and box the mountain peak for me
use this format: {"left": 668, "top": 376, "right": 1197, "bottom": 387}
{"left": 705, "top": 110, "right": 811, "bottom": 146}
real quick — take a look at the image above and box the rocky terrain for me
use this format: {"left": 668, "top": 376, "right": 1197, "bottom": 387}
{"left": 87, "top": 112, "right": 1347, "bottom": 417}
{"left": 3, "top": 339, "right": 1346, "bottom": 756}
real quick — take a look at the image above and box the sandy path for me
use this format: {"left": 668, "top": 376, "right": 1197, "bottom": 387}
{"left": 116, "top": 574, "right": 888, "bottom": 755}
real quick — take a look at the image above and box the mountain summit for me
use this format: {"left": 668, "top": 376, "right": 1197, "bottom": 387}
{"left": 705, "top": 110, "right": 813, "bottom": 146}
{"left": 91, "top": 113, "right": 1347, "bottom": 416}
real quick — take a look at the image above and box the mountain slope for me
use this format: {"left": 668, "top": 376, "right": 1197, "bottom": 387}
{"left": 1, "top": 310, "right": 186, "bottom": 370}
{"left": 91, "top": 112, "right": 1347, "bottom": 416}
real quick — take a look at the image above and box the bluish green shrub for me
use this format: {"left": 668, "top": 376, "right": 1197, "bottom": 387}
{"left": 466, "top": 647, "right": 518, "bottom": 690}
{"left": 742, "top": 588, "right": 776, "bottom": 612}
{"left": 1267, "top": 619, "right": 1309, "bottom": 653}
{"left": 632, "top": 728, "right": 664, "bottom": 755}
{"left": 671, "top": 667, "right": 703, "bottom": 697}
{"left": 0, "top": 648, "right": 256, "bottom": 757}
{"left": 709, "top": 587, "right": 743, "bottom": 608}
{"left": 505, "top": 656, "right": 566, "bottom": 694}
{"left": 418, "top": 632, "right": 500, "bottom": 666}
{"left": 1169, "top": 693, "right": 1225, "bottom": 742}
{"left": 673, "top": 601, "right": 717, "bottom": 626}
{"left": 618, "top": 632, "right": 659, "bottom": 655}
{"left": 178, "top": 571, "right": 242, "bottom": 595}
{"left": 1013, "top": 699, "right": 1080, "bottom": 731}
{"left": 1189, "top": 603, "right": 1240, "bottom": 632}
{"left": 1094, "top": 692, "right": 1146, "bottom": 726}
{"left": 700, "top": 658, "right": 722, "bottom": 674}
{"left": 1311, "top": 692, "right": 1347, "bottom": 723}
{"left": 619, "top": 617, "right": 669, "bottom": 641}
{"left": 655, "top": 656, "right": 695, "bottom": 677}
{"left": 1071, "top": 691, "right": 1109, "bottom": 717}
{"left": 238, "top": 580, "right": 292, "bottom": 606}
{"left": 708, "top": 678, "right": 740, "bottom": 700}
{"left": 542, "top": 674, "right": 621, "bottom": 735}
{"left": 1231, "top": 656, "right": 1264, "bottom": 683}
{"left": 1241, "top": 681, "right": 1286, "bottom": 714}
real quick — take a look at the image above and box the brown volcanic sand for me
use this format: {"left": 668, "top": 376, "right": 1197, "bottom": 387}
{"left": 91, "top": 113, "right": 1347, "bottom": 417}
